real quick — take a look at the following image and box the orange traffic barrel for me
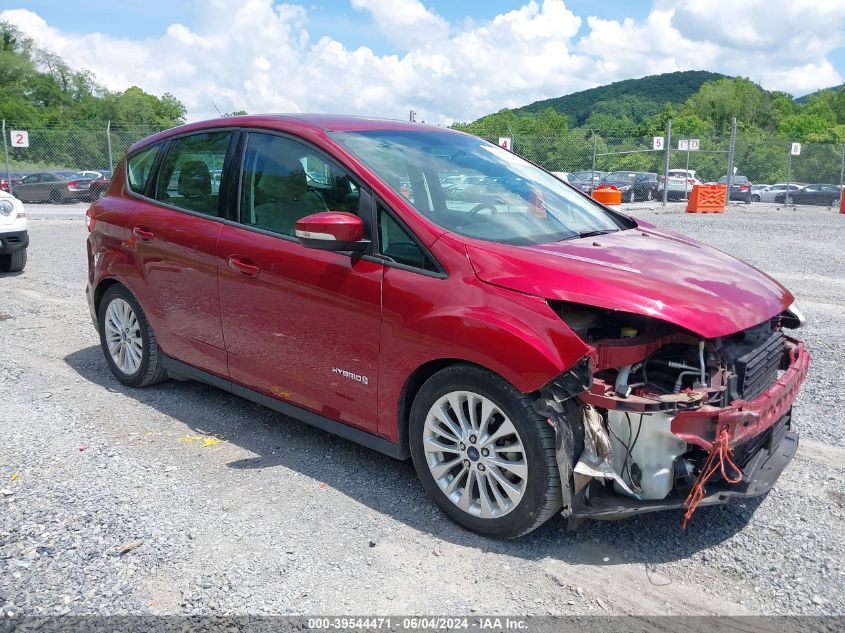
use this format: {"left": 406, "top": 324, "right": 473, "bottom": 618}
{"left": 592, "top": 185, "right": 621, "bottom": 209}
{"left": 686, "top": 184, "right": 727, "bottom": 214}
{"left": 840, "top": 190, "right": 845, "bottom": 213}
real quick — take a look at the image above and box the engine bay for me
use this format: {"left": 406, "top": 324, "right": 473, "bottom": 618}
{"left": 539, "top": 301, "right": 808, "bottom": 523}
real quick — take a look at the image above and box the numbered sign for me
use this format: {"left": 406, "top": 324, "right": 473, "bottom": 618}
{"left": 790, "top": 142, "right": 801, "bottom": 156}
{"left": 10, "top": 130, "right": 29, "bottom": 148}
{"left": 498, "top": 137, "right": 512, "bottom": 151}
{"left": 689, "top": 138, "right": 700, "bottom": 151}
{"left": 678, "top": 139, "right": 689, "bottom": 151}
{"left": 678, "top": 139, "right": 700, "bottom": 151}
{"left": 652, "top": 136, "right": 664, "bottom": 150}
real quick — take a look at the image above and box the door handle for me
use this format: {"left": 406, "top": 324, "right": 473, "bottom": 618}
{"left": 227, "top": 256, "right": 260, "bottom": 278}
{"left": 133, "top": 226, "right": 155, "bottom": 241}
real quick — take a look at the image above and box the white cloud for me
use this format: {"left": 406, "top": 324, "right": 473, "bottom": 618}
{"left": 1, "top": 0, "right": 843, "bottom": 125}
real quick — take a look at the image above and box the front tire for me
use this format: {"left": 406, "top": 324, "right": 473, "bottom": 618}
{"left": 409, "top": 365, "right": 561, "bottom": 538}
{"left": 0, "top": 248, "right": 26, "bottom": 272}
{"left": 98, "top": 285, "right": 167, "bottom": 387}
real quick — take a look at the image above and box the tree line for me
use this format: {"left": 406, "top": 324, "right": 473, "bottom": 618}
{"left": 451, "top": 78, "right": 845, "bottom": 185}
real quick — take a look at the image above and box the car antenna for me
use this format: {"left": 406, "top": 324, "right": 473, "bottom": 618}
{"left": 211, "top": 100, "right": 223, "bottom": 117}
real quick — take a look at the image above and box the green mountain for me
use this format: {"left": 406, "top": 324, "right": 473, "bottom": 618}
{"left": 796, "top": 84, "right": 845, "bottom": 103}
{"left": 514, "top": 70, "right": 728, "bottom": 124}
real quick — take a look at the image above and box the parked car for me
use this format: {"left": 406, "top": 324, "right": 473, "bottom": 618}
{"left": 752, "top": 183, "right": 805, "bottom": 203}
{"left": 77, "top": 169, "right": 111, "bottom": 180}
{"left": 0, "top": 188, "right": 28, "bottom": 272}
{"left": 717, "top": 175, "right": 753, "bottom": 203}
{"left": 658, "top": 169, "right": 701, "bottom": 199}
{"left": 86, "top": 115, "right": 809, "bottom": 538}
{"left": 551, "top": 171, "right": 590, "bottom": 193}
{"left": 774, "top": 184, "right": 842, "bottom": 206}
{"left": 0, "top": 172, "right": 24, "bottom": 193}
{"left": 599, "top": 171, "right": 659, "bottom": 202}
{"left": 572, "top": 170, "right": 608, "bottom": 188}
{"left": 89, "top": 176, "right": 112, "bottom": 200}
{"left": 13, "top": 172, "right": 95, "bottom": 203}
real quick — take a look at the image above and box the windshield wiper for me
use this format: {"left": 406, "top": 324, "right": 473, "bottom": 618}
{"left": 578, "top": 228, "right": 618, "bottom": 238}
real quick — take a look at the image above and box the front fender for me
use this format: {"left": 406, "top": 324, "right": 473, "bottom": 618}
{"left": 377, "top": 265, "right": 589, "bottom": 442}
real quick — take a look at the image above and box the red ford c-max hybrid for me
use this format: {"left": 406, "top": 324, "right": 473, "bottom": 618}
{"left": 86, "top": 115, "right": 809, "bottom": 537}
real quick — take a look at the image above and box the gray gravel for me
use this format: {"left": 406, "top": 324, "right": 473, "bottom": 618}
{"left": 0, "top": 203, "right": 843, "bottom": 617}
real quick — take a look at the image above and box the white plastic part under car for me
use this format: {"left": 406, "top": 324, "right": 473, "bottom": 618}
{"left": 0, "top": 189, "right": 28, "bottom": 272}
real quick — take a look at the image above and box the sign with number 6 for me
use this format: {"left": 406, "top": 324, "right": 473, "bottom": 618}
{"left": 10, "top": 130, "right": 29, "bottom": 148}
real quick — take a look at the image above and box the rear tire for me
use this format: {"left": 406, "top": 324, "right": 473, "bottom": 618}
{"left": 98, "top": 284, "right": 168, "bottom": 387}
{"left": 0, "top": 248, "right": 26, "bottom": 272}
{"left": 751, "top": 194, "right": 760, "bottom": 202}
{"left": 409, "top": 364, "right": 561, "bottom": 538}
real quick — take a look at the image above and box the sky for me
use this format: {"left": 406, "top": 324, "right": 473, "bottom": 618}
{"left": 2, "top": 0, "right": 844, "bottom": 124}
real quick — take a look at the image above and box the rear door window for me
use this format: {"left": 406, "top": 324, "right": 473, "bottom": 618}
{"left": 154, "top": 132, "right": 232, "bottom": 216}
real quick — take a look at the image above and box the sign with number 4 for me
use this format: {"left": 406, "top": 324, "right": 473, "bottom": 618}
{"left": 10, "top": 130, "right": 29, "bottom": 148}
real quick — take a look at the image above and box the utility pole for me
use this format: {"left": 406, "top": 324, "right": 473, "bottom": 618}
{"left": 661, "top": 118, "right": 672, "bottom": 206}
{"left": 2, "top": 120, "right": 11, "bottom": 197}
{"left": 590, "top": 132, "right": 597, "bottom": 193}
{"left": 725, "top": 117, "right": 737, "bottom": 202}
{"left": 106, "top": 121, "right": 114, "bottom": 172}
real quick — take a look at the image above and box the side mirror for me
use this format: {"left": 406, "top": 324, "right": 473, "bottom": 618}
{"left": 295, "top": 211, "right": 368, "bottom": 252}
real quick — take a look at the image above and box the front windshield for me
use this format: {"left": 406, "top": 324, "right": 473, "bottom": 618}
{"left": 331, "top": 129, "right": 633, "bottom": 245}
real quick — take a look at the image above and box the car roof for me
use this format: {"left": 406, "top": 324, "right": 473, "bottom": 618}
{"left": 127, "top": 114, "right": 461, "bottom": 155}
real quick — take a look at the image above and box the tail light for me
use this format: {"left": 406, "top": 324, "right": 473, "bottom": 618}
{"left": 67, "top": 180, "right": 78, "bottom": 189}
{"left": 85, "top": 206, "right": 96, "bottom": 232}
{"left": 739, "top": 184, "right": 749, "bottom": 191}
{"left": 687, "top": 178, "right": 696, "bottom": 184}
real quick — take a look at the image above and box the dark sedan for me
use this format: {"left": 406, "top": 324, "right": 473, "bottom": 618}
{"left": 717, "top": 175, "right": 753, "bottom": 203}
{"left": 89, "top": 176, "right": 112, "bottom": 200}
{"left": 12, "top": 172, "right": 95, "bottom": 204}
{"left": 599, "top": 171, "right": 659, "bottom": 202}
{"left": 775, "top": 184, "right": 842, "bottom": 206}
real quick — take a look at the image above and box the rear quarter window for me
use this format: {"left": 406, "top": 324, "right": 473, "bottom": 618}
{"left": 126, "top": 144, "right": 163, "bottom": 195}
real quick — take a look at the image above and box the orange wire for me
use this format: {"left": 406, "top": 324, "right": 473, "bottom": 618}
{"left": 682, "top": 428, "right": 743, "bottom": 528}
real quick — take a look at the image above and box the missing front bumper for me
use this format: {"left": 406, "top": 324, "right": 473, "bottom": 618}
{"left": 570, "top": 429, "right": 797, "bottom": 520}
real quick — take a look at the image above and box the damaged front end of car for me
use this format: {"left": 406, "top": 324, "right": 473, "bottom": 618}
{"left": 534, "top": 301, "right": 810, "bottom": 527}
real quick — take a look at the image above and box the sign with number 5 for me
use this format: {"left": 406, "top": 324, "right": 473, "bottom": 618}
{"left": 10, "top": 130, "right": 29, "bottom": 148}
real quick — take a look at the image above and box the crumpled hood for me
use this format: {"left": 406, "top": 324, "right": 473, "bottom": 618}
{"left": 466, "top": 226, "right": 793, "bottom": 339}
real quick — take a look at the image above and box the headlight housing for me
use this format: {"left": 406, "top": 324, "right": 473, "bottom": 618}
{"left": 0, "top": 199, "right": 13, "bottom": 216}
{"left": 780, "top": 301, "right": 806, "bottom": 329}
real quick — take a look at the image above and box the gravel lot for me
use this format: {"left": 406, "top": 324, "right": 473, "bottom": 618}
{"left": 1, "top": 202, "right": 843, "bottom": 617}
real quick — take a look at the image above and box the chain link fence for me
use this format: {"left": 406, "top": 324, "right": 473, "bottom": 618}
{"left": 3, "top": 118, "right": 844, "bottom": 206}
{"left": 477, "top": 123, "right": 845, "bottom": 206}
{"left": 1, "top": 121, "right": 164, "bottom": 199}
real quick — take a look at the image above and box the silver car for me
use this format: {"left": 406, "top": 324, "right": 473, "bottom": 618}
{"left": 752, "top": 183, "right": 806, "bottom": 203}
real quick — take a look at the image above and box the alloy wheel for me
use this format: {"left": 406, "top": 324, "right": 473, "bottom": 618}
{"left": 423, "top": 391, "right": 527, "bottom": 518}
{"left": 104, "top": 298, "right": 143, "bottom": 375}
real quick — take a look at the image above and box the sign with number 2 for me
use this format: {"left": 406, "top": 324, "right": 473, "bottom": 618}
{"left": 10, "top": 130, "right": 29, "bottom": 148}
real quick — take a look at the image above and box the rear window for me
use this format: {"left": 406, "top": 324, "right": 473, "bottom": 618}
{"left": 127, "top": 144, "right": 163, "bottom": 195}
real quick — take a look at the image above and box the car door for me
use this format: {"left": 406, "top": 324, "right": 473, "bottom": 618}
{"left": 121, "top": 130, "right": 236, "bottom": 378}
{"left": 217, "top": 131, "right": 382, "bottom": 433}
{"left": 16, "top": 174, "right": 40, "bottom": 201}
